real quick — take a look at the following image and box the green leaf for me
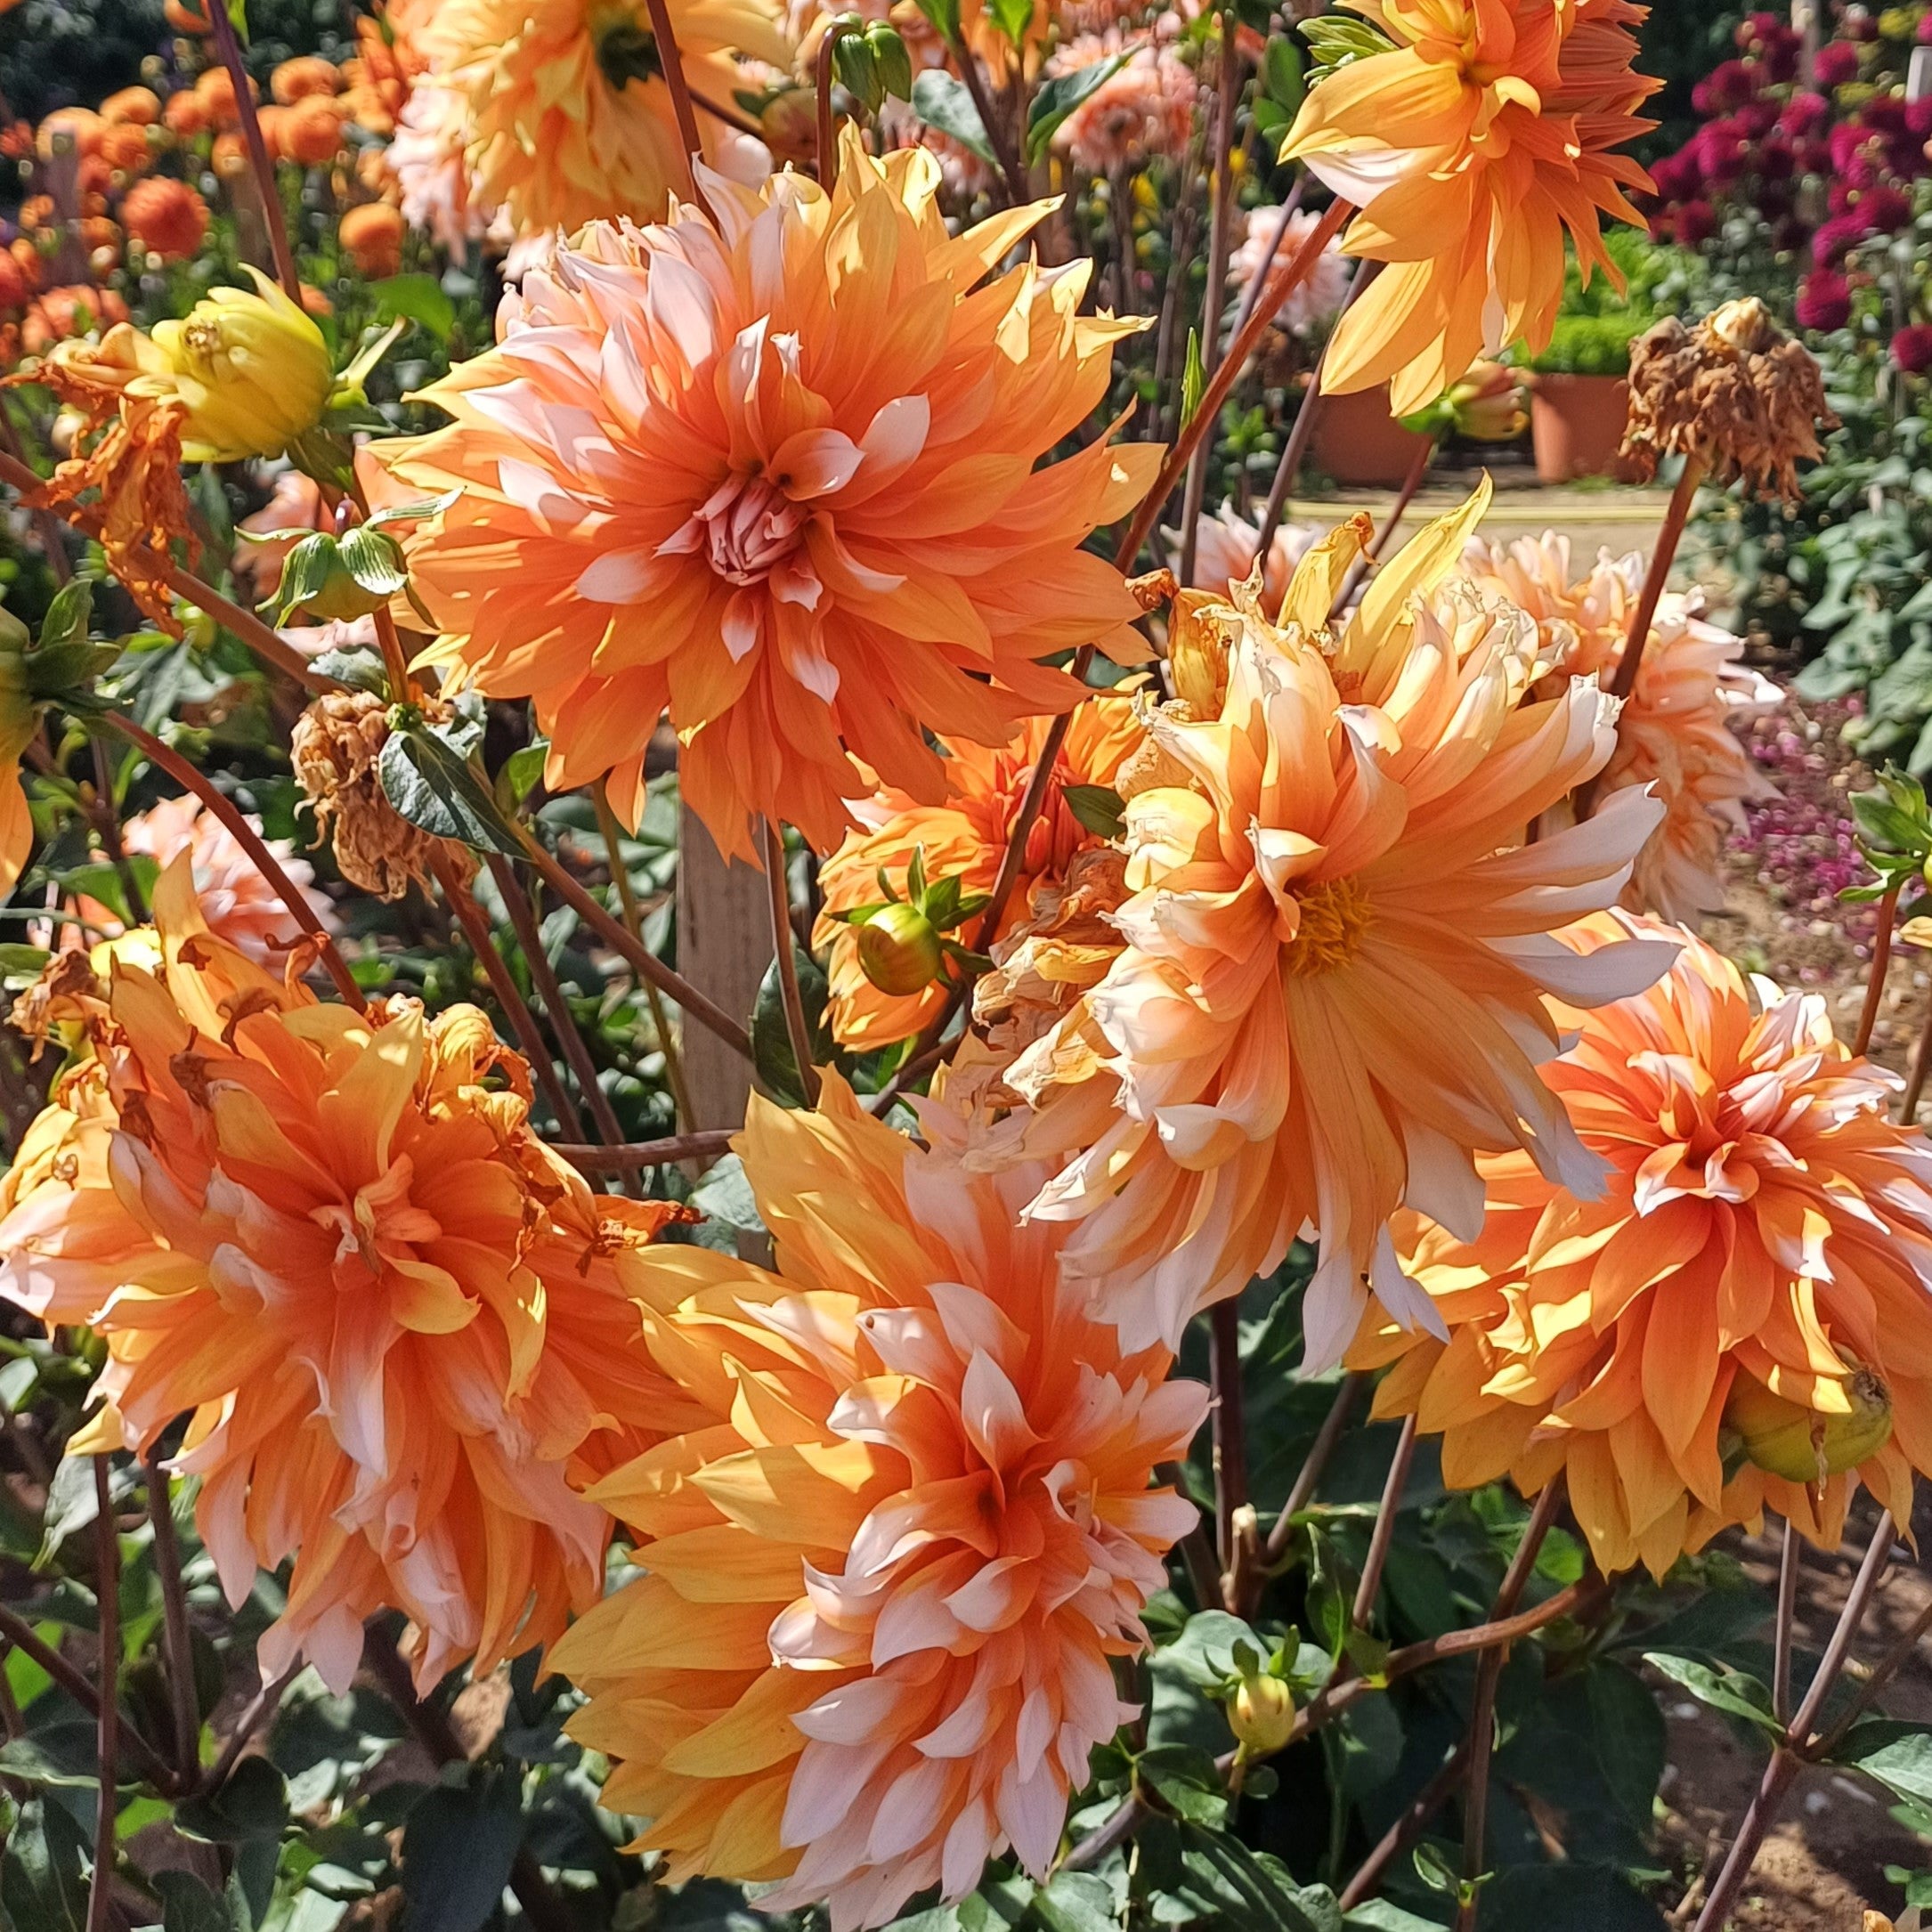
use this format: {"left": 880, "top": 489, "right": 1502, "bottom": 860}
{"left": 1852, "top": 789, "right": 1930, "bottom": 856}
{"left": 910, "top": 0, "right": 961, "bottom": 45}
{"left": 155, "top": 1870, "right": 252, "bottom": 1932}
{"left": 986, "top": 0, "right": 1031, "bottom": 47}
{"left": 370, "top": 273, "right": 456, "bottom": 346}
{"left": 0, "top": 1798, "right": 90, "bottom": 1932}
{"left": 1029, "top": 1871, "right": 1116, "bottom": 1932}
{"left": 498, "top": 740, "right": 550, "bottom": 812}
{"left": 1479, "top": 1865, "right": 1666, "bottom": 1930}
{"left": 751, "top": 946, "right": 834, "bottom": 1109}
{"left": 400, "top": 1768, "right": 525, "bottom": 1932}
{"left": 688, "top": 1153, "right": 764, "bottom": 1237}
{"left": 0, "top": 1724, "right": 100, "bottom": 1790}
{"left": 176, "top": 1757, "right": 289, "bottom": 1844}
{"left": 1171, "top": 1824, "right": 1343, "bottom": 1931}
{"left": 1261, "top": 36, "right": 1303, "bottom": 108}
{"left": 1180, "top": 329, "right": 1206, "bottom": 433}
{"left": 1836, "top": 1719, "right": 1932, "bottom": 1806}
{"left": 1137, "top": 1743, "right": 1230, "bottom": 1826}
{"left": 307, "top": 644, "right": 391, "bottom": 696}
{"left": 1587, "top": 1660, "right": 1667, "bottom": 1826}
{"left": 910, "top": 70, "right": 995, "bottom": 165}
{"left": 377, "top": 719, "right": 528, "bottom": 858}
{"left": 1062, "top": 783, "right": 1126, "bottom": 840}
{"left": 38, "top": 577, "right": 94, "bottom": 659}
{"left": 1343, "top": 1907, "right": 1441, "bottom": 1932}
{"left": 1643, "top": 1652, "right": 1781, "bottom": 1735}
{"left": 37, "top": 1453, "right": 100, "bottom": 1567}
{"left": 1025, "top": 52, "right": 1128, "bottom": 164}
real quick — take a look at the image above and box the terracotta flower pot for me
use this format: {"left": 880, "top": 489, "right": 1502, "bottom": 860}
{"left": 1309, "top": 382, "right": 1433, "bottom": 489}
{"left": 1530, "top": 372, "right": 1633, "bottom": 483}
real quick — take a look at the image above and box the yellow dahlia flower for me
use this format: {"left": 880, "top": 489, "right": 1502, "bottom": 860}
{"left": 372, "top": 128, "right": 1160, "bottom": 860}
{"left": 0, "top": 858, "right": 690, "bottom": 1691}
{"left": 548, "top": 1076, "right": 1205, "bottom": 1929}
{"left": 1352, "top": 913, "right": 1932, "bottom": 1579}
{"left": 994, "top": 490, "right": 1671, "bottom": 1368}
{"left": 416, "top": 0, "right": 791, "bottom": 239}
{"left": 813, "top": 700, "right": 1146, "bottom": 1047}
{"left": 1280, "top": 0, "right": 1659, "bottom": 416}
{"left": 1467, "top": 533, "right": 1779, "bottom": 923}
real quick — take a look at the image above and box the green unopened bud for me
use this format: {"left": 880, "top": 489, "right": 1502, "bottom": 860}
{"left": 1725, "top": 1366, "right": 1893, "bottom": 1486}
{"left": 856, "top": 901, "right": 943, "bottom": 996}
{"left": 1230, "top": 1673, "right": 1295, "bottom": 1757}
{"left": 832, "top": 26, "right": 883, "bottom": 115}
{"left": 865, "top": 22, "right": 913, "bottom": 101}
{"left": 267, "top": 527, "right": 409, "bottom": 626}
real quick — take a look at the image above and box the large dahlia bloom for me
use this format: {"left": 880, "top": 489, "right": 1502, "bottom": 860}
{"left": 1467, "top": 533, "right": 1778, "bottom": 922}
{"left": 550, "top": 1077, "right": 1205, "bottom": 1931}
{"left": 995, "top": 492, "right": 1671, "bottom": 1368}
{"left": 413, "top": 0, "right": 790, "bottom": 239}
{"left": 1280, "top": 0, "right": 1659, "bottom": 415}
{"left": 813, "top": 700, "right": 1145, "bottom": 1046}
{"left": 1352, "top": 914, "right": 1932, "bottom": 1579}
{"left": 372, "top": 131, "right": 1160, "bottom": 859}
{"left": 0, "top": 860, "right": 688, "bottom": 1691}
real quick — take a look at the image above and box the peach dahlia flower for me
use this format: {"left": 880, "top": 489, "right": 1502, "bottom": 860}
{"left": 372, "top": 130, "right": 1160, "bottom": 860}
{"left": 813, "top": 699, "right": 1145, "bottom": 1047}
{"left": 1280, "top": 0, "right": 1659, "bottom": 416}
{"left": 1467, "top": 534, "right": 1778, "bottom": 923}
{"left": 993, "top": 491, "right": 1671, "bottom": 1368}
{"left": 549, "top": 1077, "right": 1205, "bottom": 1931}
{"left": 413, "top": 0, "right": 788, "bottom": 239}
{"left": 1185, "top": 501, "right": 1316, "bottom": 610}
{"left": 0, "top": 859, "right": 689, "bottom": 1692}
{"left": 1352, "top": 914, "right": 1932, "bottom": 1579}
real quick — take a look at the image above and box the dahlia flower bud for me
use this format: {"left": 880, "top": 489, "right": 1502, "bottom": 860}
{"left": 1725, "top": 1367, "right": 1894, "bottom": 1485}
{"left": 145, "top": 267, "right": 333, "bottom": 462}
{"left": 291, "top": 690, "right": 444, "bottom": 900}
{"left": 856, "top": 900, "right": 942, "bottom": 995}
{"left": 1621, "top": 298, "right": 1839, "bottom": 503}
{"left": 1230, "top": 1669, "right": 1296, "bottom": 1757}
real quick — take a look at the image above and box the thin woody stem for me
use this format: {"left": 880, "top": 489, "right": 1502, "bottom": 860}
{"left": 1331, "top": 434, "right": 1434, "bottom": 620}
{"left": 946, "top": 34, "right": 1027, "bottom": 206}
{"left": 1209, "top": 1301, "right": 1248, "bottom": 1605}
{"left": 1773, "top": 1522, "right": 1800, "bottom": 1725}
{"left": 0, "top": 448, "right": 336, "bottom": 694}
{"left": 1338, "top": 1741, "right": 1470, "bottom": 1912}
{"left": 434, "top": 851, "right": 589, "bottom": 1142}
{"left": 816, "top": 20, "right": 856, "bottom": 190}
{"left": 0, "top": 1602, "right": 176, "bottom": 1792}
{"left": 642, "top": 0, "right": 715, "bottom": 221}
{"left": 762, "top": 818, "right": 822, "bottom": 1107}
{"left": 85, "top": 1458, "right": 119, "bottom": 1932}
{"left": 1156, "top": 1461, "right": 1222, "bottom": 1612}
{"left": 1902, "top": 994, "right": 1932, "bottom": 1122}
{"left": 207, "top": 0, "right": 303, "bottom": 303}
{"left": 142, "top": 1449, "right": 201, "bottom": 1774}
{"left": 551, "top": 1128, "right": 737, "bottom": 1172}
{"left": 1352, "top": 1413, "right": 1418, "bottom": 1632}
{"left": 1813, "top": 1595, "right": 1932, "bottom": 1760}
{"left": 0, "top": 408, "right": 72, "bottom": 584}
{"left": 1854, "top": 881, "right": 1903, "bottom": 1059}
{"left": 106, "top": 713, "right": 368, "bottom": 1012}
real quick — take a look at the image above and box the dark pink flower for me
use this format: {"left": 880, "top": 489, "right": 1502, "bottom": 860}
{"left": 1891, "top": 323, "right": 1932, "bottom": 373}
{"left": 1675, "top": 199, "right": 1717, "bottom": 247}
{"left": 1782, "top": 90, "right": 1831, "bottom": 138}
{"left": 1814, "top": 40, "right": 1861, "bottom": 87}
{"left": 1813, "top": 210, "right": 1871, "bottom": 263}
{"left": 1861, "top": 182, "right": 1912, "bottom": 231}
{"left": 1797, "top": 269, "right": 1852, "bottom": 332}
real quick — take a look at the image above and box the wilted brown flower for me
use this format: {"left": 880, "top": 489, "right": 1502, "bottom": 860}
{"left": 1621, "top": 297, "right": 1838, "bottom": 502}
{"left": 291, "top": 690, "right": 446, "bottom": 899}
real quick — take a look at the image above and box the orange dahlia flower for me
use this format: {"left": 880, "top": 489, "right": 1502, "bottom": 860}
{"left": 412, "top": 0, "right": 791, "bottom": 240}
{"left": 120, "top": 175, "right": 210, "bottom": 264}
{"left": 995, "top": 491, "right": 1671, "bottom": 1368}
{"left": 1280, "top": 0, "right": 1659, "bottom": 416}
{"left": 0, "top": 858, "right": 690, "bottom": 1691}
{"left": 813, "top": 699, "right": 1145, "bottom": 1047}
{"left": 1467, "top": 534, "right": 1778, "bottom": 922}
{"left": 549, "top": 1076, "right": 1205, "bottom": 1928}
{"left": 370, "top": 129, "right": 1160, "bottom": 858}
{"left": 1352, "top": 913, "right": 1932, "bottom": 1579}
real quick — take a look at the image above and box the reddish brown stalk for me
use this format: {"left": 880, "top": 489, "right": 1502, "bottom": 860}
{"left": 1854, "top": 881, "right": 1903, "bottom": 1058}
{"left": 0, "top": 1603, "right": 176, "bottom": 1792}
{"left": 552, "top": 1128, "right": 737, "bottom": 1171}
{"left": 1330, "top": 434, "right": 1434, "bottom": 620}
{"left": 85, "top": 1459, "right": 120, "bottom": 1932}
{"left": 1339, "top": 1743, "right": 1471, "bottom": 1912}
{"left": 1902, "top": 994, "right": 1932, "bottom": 1121}
{"left": 109, "top": 712, "right": 368, "bottom": 1011}
{"left": 143, "top": 1449, "right": 201, "bottom": 1773}
{"left": 762, "top": 818, "right": 822, "bottom": 1106}
{"left": 206, "top": 2, "right": 303, "bottom": 302}
{"left": 1209, "top": 1301, "right": 1248, "bottom": 1603}
{"left": 816, "top": 20, "right": 856, "bottom": 188}
{"left": 643, "top": 0, "right": 715, "bottom": 222}
{"left": 1352, "top": 1413, "right": 1418, "bottom": 1631}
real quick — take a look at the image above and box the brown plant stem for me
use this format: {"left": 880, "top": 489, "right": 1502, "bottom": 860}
{"left": 642, "top": 0, "right": 714, "bottom": 221}
{"left": 761, "top": 818, "right": 822, "bottom": 1106}
{"left": 1209, "top": 1301, "right": 1248, "bottom": 1604}
{"left": 207, "top": 1, "right": 302, "bottom": 303}
{"left": 1901, "top": 994, "right": 1932, "bottom": 1121}
{"left": 593, "top": 781, "right": 694, "bottom": 1136}
{"left": 1156, "top": 1461, "right": 1222, "bottom": 1612}
{"left": 486, "top": 855, "right": 634, "bottom": 1168}
{"left": 106, "top": 713, "right": 368, "bottom": 1011}
{"left": 0, "top": 1602, "right": 176, "bottom": 1791}
{"left": 816, "top": 20, "right": 856, "bottom": 189}
{"left": 1608, "top": 458, "right": 1708, "bottom": 705}
{"left": 1331, "top": 434, "right": 1434, "bottom": 621}
{"left": 511, "top": 819, "right": 754, "bottom": 1063}
{"left": 0, "top": 449, "right": 335, "bottom": 694}
{"left": 1855, "top": 881, "right": 1904, "bottom": 1059}
{"left": 434, "top": 852, "right": 588, "bottom": 1142}
{"left": 1227, "top": 180, "right": 1307, "bottom": 348}
{"left": 89, "top": 735, "right": 146, "bottom": 924}
{"left": 0, "top": 407, "right": 72, "bottom": 583}
{"left": 1248, "top": 1372, "right": 1366, "bottom": 1611}
{"left": 1693, "top": 1510, "right": 1897, "bottom": 1932}
{"left": 1773, "top": 1521, "right": 1800, "bottom": 1725}
{"left": 142, "top": 1450, "right": 200, "bottom": 1773}
{"left": 551, "top": 1128, "right": 737, "bottom": 1172}
{"left": 946, "top": 36, "right": 1027, "bottom": 206}
{"left": 361, "top": 1633, "right": 572, "bottom": 1932}
{"left": 1337, "top": 1741, "right": 1470, "bottom": 1912}
{"left": 1352, "top": 1413, "right": 1419, "bottom": 1632}
{"left": 1814, "top": 1594, "right": 1932, "bottom": 1760}
{"left": 86, "top": 1459, "right": 119, "bottom": 1932}
{"left": 204, "top": 1663, "right": 299, "bottom": 1796}
{"left": 1455, "top": 1481, "right": 1567, "bottom": 1932}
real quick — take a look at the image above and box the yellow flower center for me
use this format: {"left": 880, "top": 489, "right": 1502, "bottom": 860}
{"left": 1283, "top": 876, "right": 1373, "bottom": 978}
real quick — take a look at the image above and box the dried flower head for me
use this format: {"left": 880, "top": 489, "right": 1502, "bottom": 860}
{"left": 1622, "top": 297, "right": 1839, "bottom": 502}
{"left": 291, "top": 690, "right": 446, "bottom": 899}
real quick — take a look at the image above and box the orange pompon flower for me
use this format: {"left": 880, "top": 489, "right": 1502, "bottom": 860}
{"left": 370, "top": 129, "right": 1162, "bottom": 860}
{"left": 995, "top": 489, "right": 1673, "bottom": 1369}
{"left": 0, "top": 858, "right": 692, "bottom": 1692}
{"left": 1279, "top": 1, "right": 1660, "bottom": 416}
{"left": 1466, "top": 534, "right": 1778, "bottom": 922}
{"left": 1352, "top": 913, "right": 1932, "bottom": 1579}
{"left": 413, "top": 0, "right": 791, "bottom": 239}
{"left": 549, "top": 1076, "right": 1205, "bottom": 1928}
{"left": 813, "top": 699, "right": 1146, "bottom": 1047}
{"left": 120, "top": 175, "right": 210, "bottom": 263}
